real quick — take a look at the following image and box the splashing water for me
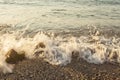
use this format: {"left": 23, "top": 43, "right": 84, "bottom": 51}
{"left": 0, "top": 26, "right": 120, "bottom": 73}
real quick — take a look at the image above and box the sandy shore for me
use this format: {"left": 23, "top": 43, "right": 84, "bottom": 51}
{"left": 0, "top": 55, "right": 120, "bottom": 80}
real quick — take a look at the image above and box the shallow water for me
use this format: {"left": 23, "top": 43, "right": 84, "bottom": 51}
{"left": 0, "top": 0, "right": 120, "bottom": 28}
{"left": 0, "top": 0, "right": 120, "bottom": 73}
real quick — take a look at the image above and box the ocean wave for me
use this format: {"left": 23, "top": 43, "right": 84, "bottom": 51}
{"left": 0, "top": 26, "right": 120, "bottom": 73}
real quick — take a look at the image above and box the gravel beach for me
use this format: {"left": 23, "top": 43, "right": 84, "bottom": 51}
{"left": 0, "top": 55, "right": 120, "bottom": 80}
{"left": 0, "top": 0, "right": 120, "bottom": 80}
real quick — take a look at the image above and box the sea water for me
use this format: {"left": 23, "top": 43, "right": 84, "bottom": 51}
{"left": 0, "top": 0, "right": 120, "bottom": 73}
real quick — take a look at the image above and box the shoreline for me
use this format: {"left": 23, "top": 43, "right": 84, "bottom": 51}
{"left": 0, "top": 58, "right": 120, "bottom": 80}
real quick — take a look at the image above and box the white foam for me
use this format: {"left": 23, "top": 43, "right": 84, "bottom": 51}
{"left": 0, "top": 28, "right": 120, "bottom": 73}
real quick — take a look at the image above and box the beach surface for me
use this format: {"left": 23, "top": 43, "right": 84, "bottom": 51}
{"left": 0, "top": 0, "right": 120, "bottom": 80}
{"left": 0, "top": 56, "right": 120, "bottom": 80}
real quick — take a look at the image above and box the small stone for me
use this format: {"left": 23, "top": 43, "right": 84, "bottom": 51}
{"left": 5, "top": 49, "right": 25, "bottom": 64}
{"left": 30, "top": 75, "right": 34, "bottom": 78}
{"left": 93, "top": 68, "right": 97, "bottom": 71}
{"left": 35, "top": 42, "right": 46, "bottom": 49}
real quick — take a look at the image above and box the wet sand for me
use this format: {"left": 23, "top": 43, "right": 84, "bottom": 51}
{"left": 0, "top": 55, "right": 120, "bottom": 80}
